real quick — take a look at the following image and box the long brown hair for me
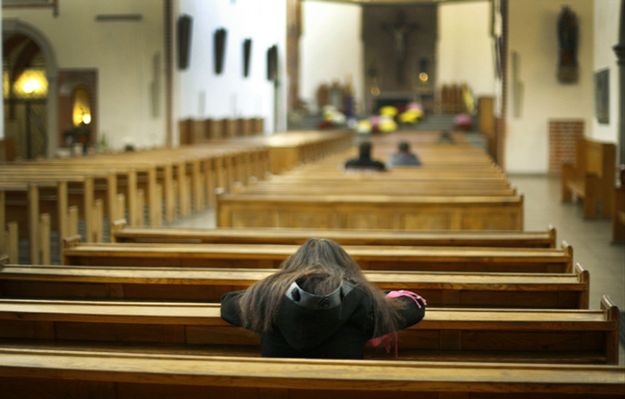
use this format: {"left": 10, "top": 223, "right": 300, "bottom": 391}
{"left": 237, "top": 238, "right": 402, "bottom": 337}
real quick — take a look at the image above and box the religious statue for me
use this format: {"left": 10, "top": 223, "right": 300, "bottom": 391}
{"left": 557, "top": 6, "right": 579, "bottom": 83}
{"left": 383, "top": 11, "right": 418, "bottom": 84}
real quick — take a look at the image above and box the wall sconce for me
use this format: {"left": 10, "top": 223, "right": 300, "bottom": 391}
{"left": 72, "top": 86, "right": 92, "bottom": 126}
{"left": 418, "top": 57, "right": 430, "bottom": 84}
{"left": 13, "top": 69, "right": 48, "bottom": 98}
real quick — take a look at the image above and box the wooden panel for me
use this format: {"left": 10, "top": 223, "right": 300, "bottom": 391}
{"left": 0, "top": 347, "right": 624, "bottom": 397}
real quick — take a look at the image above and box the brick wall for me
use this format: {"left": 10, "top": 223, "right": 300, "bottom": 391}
{"left": 548, "top": 119, "right": 584, "bottom": 174}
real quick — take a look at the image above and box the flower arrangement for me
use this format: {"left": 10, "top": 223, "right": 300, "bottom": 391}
{"left": 319, "top": 105, "right": 347, "bottom": 129}
{"left": 354, "top": 102, "right": 424, "bottom": 134}
{"left": 399, "top": 102, "right": 424, "bottom": 124}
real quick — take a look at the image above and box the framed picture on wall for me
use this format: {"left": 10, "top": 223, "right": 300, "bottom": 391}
{"left": 266, "top": 45, "right": 278, "bottom": 82}
{"left": 243, "top": 38, "right": 252, "bottom": 78}
{"left": 594, "top": 69, "right": 609, "bottom": 124}
{"left": 214, "top": 28, "right": 227, "bottom": 75}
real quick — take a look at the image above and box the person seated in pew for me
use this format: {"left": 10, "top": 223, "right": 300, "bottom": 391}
{"left": 344, "top": 141, "right": 387, "bottom": 172}
{"left": 221, "top": 238, "right": 426, "bottom": 359}
{"left": 388, "top": 141, "right": 422, "bottom": 168}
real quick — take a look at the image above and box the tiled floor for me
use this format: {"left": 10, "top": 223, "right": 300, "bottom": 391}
{"left": 172, "top": 174, "right": 625, "bottom": 362}
{"left": 509, "top": 175, "right": 624, "bottom": 310}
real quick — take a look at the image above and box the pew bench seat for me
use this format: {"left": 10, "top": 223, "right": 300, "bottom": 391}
{"left": 0, "top": 297, "right": 618, "bottom": 364}
{"left": 561, "top": 137, "right": 616, "bottom": 219}
{"left": 62, "top": 242, "right": 574, "bottom": 273}
{"left": 1, "top": 346, "right": 623, "bottom": 398}
{"left": 217, "top": 193, "right": 524, "bottom": 231}
{"left": 0, "top": 263, "right": 590, "bottom": 309}
{"left": 112, "top": 225, "right": 557, "bottom": 248}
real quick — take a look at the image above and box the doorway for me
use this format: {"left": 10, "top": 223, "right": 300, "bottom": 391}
{"left": 3, "top": 19, "right": 58, "bottom": 160}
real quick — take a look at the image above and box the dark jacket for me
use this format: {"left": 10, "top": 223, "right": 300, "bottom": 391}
{"left": 344, "top": 158, "right": 387, "bottom": 172}
{"left": 220, "top": 282, "right": 425, "bottom": 359}
{"left": 388, "top": 152, "right": 421, "bottom": 168}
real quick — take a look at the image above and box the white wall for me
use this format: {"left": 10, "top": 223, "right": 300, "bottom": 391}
{"left": 300, "top": 1, "right": 363, "bottom": 114}
{"left": 176, "top": 0, "right": 287, "bottom": 136}
{"left": 437, "top": 1, "right": 495, "bottom": 97}
{"left": 505, "top": 0, "right": 594, "bottom": 173}
{"left": 591, "top": 0, "right": 620, "bottom": 143}
{"left": 3, "top": 0, "right": 166, "bottom": 151}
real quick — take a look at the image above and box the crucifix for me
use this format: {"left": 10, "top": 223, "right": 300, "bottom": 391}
{"left": 383, "top": 11, "right": 418, "bottom": 84}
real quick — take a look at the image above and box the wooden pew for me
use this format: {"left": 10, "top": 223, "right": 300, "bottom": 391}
{"left": 561, "top": 137, "right": 616, "bottom": 218}
{"left": 62, "top": 242, "right": 573, "bottom": 273}
{"left": 217, "top": 193, "right": 525, "bottom": 231}
{"left": 1, "top": 181, "right": 84, "bottom": 264}
{"left": 0, "top": 296, "right": 618, "bottom": 363}
{"left": 216, "top": 140, "right": 519, "bottom": 232}
{"left": 238, "top": 181, "right": 517, "bottom": 196}
{"left": 1, "top": 347, "right": 623, "bottom": 398}
{"left": 245, "top": 130, "right": 354, "bottom": 174}
{"left": 112, "top": 225, "right": 557, "bottom": 248}
{"left": 179, "top": 117, "right": 264, "bottom": 144}
{"left": 1, "top": 174, "right": 102, "bottom": 243}
{"left": 0, "top": 263, "right": 589, "bottom": 309}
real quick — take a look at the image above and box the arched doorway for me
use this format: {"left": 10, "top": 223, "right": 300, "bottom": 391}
{"left": 2, "top": 19, "right": 58, "bottom": 159}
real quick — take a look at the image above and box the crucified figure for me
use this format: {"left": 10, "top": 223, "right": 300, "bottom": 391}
{"left": 383, "top": 12, "right": 418, "bottom": 84}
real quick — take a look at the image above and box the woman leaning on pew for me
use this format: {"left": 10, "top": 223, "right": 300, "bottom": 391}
{"left": 221, "top": 238, "right": 426, "bottom": 358}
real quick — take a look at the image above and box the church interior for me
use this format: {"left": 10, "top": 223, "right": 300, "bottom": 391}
{"left": 0, "top": 0, "right": 624, "bottom": 396}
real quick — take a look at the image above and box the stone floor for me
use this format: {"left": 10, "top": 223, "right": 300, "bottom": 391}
{"left": 171, "top": 174, "right": 625, "bottom": 362}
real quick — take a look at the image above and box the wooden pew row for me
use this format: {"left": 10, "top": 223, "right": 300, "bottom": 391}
{"left": 371, "top": 130, "right": 470, "bottom": 144}
{"left": 3, "top": 161, "right": 159, "bottom": 230}
{"left": 244, "top": 130, "right": 354, "bottom": 174}
{"left": 561, "top": 136, "right": 616, "bottom": 218}
{"left": 0, "top": 216, "right": 18, "bottom": 264}
{"left": 111, "top": 225, "right": 557, "bottom": 248}
{"left": 179, "top": 117, "right": 264, "bottom": 144}
{"left": 1, "top": 144, "right": 272, "bottom": 263}
{"left": 305, "top": 145, "right": 499, "bottom": 166}
{"left": 217, "top": 193, "right": 524, "bottom": 231}
{"left": 1, "top": 175, "right": 101, "bottom": 243}
{"left": 275, "top": 158, "right": 505, "bottom": 177}
{"left": 264, "top": 174, "right": 511, "bottom": 185}
{"left": 1, "top": 181, "right": 85, "bottom": 264}
{"left": 8, "top": 143, "right": 269, "bottom": 226}
{"left": 237, "top": 183, "right": 517, "bottom": 197}
{"left": 1, "top": 347, "right": 623, "bottom": 399}
{"left": 0, "top": 262, "right": 590, "bottom": 309}
{"left": 273, "top": 172, "right": 509, "bottom": 182}
{"left": 62, "top": 242, "right": 573, "bottom": 273}
{"left": 0, "top": 296, "right": 618, "bottom": 363}
{"left": 217, "top": 141, "right": 519, "bottom": 232}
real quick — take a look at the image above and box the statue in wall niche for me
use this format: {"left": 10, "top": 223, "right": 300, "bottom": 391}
{"left": 557, "top": 6, "right": 579, "bottom": 83}
{"left": 382, "top": 11, "right": 418, "bottom": 84}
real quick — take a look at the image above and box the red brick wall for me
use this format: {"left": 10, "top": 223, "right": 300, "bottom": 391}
{"left": 548, "top": 119, "right": 584, "bottom": 174}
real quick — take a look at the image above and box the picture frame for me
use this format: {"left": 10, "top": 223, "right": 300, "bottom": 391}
{"left": 594, "top": 69, "right": 609, "bottom": 124}
{"left": 214, "top": 28, "right": 227, "bottom": 75}
{"left": 243, "top": 38, "right": 252, "bottom": 78}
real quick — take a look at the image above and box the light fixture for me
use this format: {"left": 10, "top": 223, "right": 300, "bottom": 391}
{"left": 13, "top": 69, "right": 48, "bottom": 98}
{"left": 72, "top": 86, "right": 92, "bottom": 126}
{"left": 419, "top": 72, "right": 429, "bottom": 83}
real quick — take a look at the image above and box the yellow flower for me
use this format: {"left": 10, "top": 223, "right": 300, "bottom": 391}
{"left": 379, "top": 117, "right": 397, "bottom": 133}
{"left": 356, "top": 119, "right": 372, "bottom": 134}
{"left": 399, "top": 110, "right": 422, "bottom": 124}
{"left": 380, "top": 106, "right": 398, "bottom": 117}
